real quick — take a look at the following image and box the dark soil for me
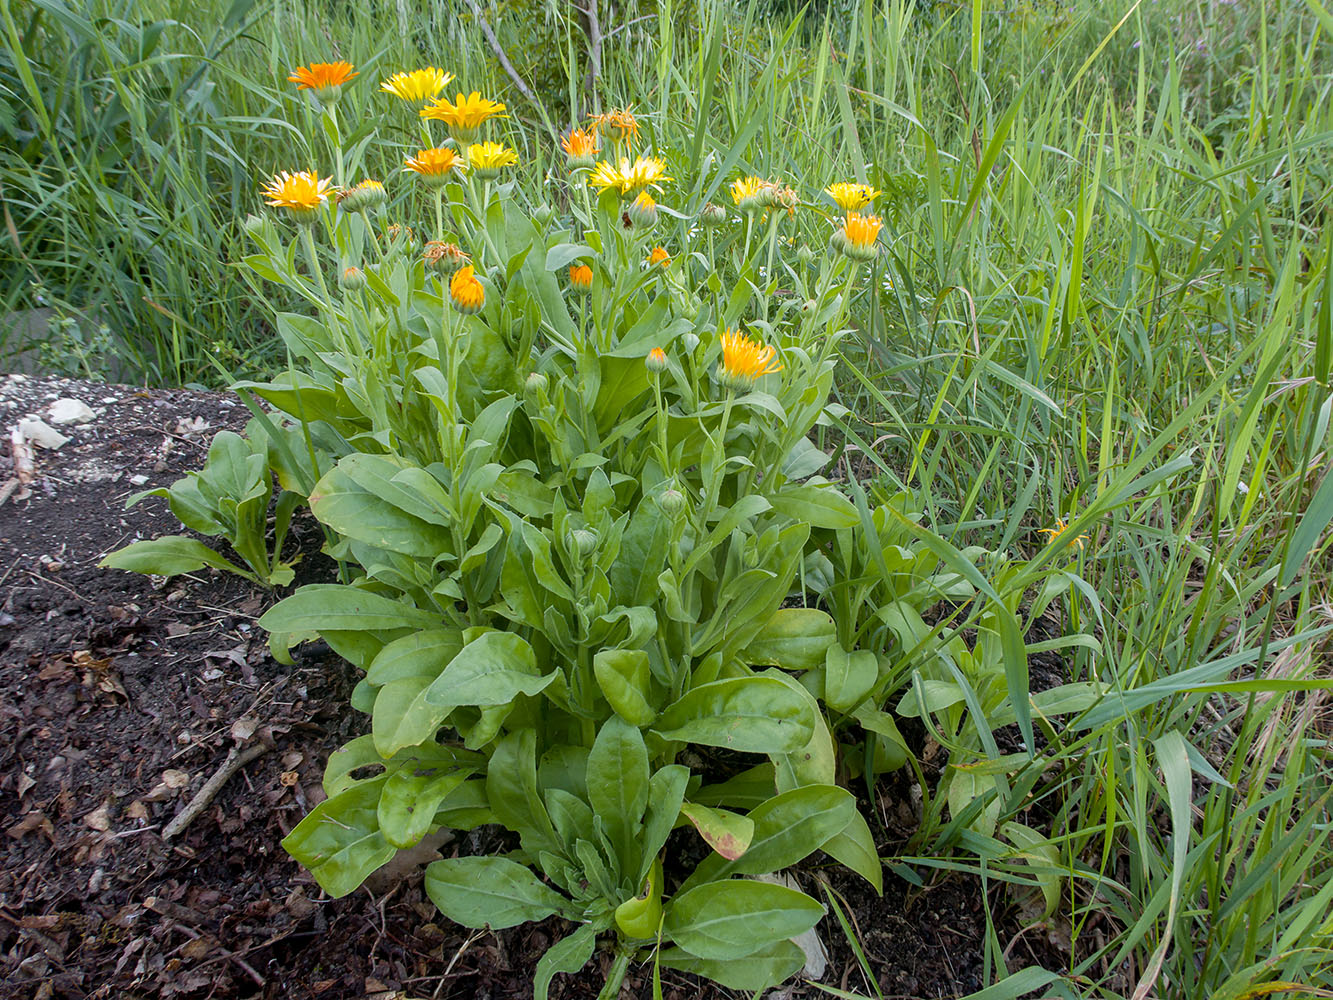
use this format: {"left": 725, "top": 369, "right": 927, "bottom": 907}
{"left": 1, "top": 375, "right": 1065, "bottom": 1000}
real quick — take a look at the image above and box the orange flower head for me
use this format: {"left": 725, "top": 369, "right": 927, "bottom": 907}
{"left": 260, "top": 170, "right": 333, "bottom": 223}
{"left": 421, "top": 92, "right": 507, "bottom": 141}
{"left": 449, "top": 265, "right": 485, "bottom": 315}
{"left": 287, "top": 62, "right": 357, "bottom": 102}
{"left": 588, "top": 107, "right": 639, "bottom": 144}
{"left": 381, "top": 67, "right": 453, "bottom": 103}
{"left": 718, "top": 329, "right": 782, "bottom": 389}
{"left": 568, "top": 263, "right": 593, "bottom": 290}
{"left": 837, "top": 212, "right": 882, "bottom": 261}
{"left": 646, "top": 347, "right": 668, "bottom": 373}
{"left": 561, "top": 128, "right": 600, "bottom": 169}
{"left": 647, "top": 246, "right": 671, "bottom": 269}
{"left": 404, "top": 147, "right": 464, "bottom": 188}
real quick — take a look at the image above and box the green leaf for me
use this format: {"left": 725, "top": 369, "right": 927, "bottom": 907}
{"left": 1000, "top": 821, "right": 1061, "bottom": 917}
{"left": 371, "top": 676, "right": 451, "bottom": 758}
{"left": 663, "top": 880, "right": 824, "bottom": 961}
{"left": 769, "top": 483, "right": 860, "bottom": 529}
{"left": 638, "top": 764, "right": 690, "bottom": 883}
{"left": 658, "top": 941, "right": 805, "bottom": 992}
{"left": 281, "top": 779, "right": 395, "bottom": 898}
{"left": 741, "top": 608, "right": 837, "bottom": 671}
{"left": 821, "top": 808, "right": 884, "bottom": 893}
{"left": 378, "top": 763, "right": 472, "bottom": 848}
{"left": 593, "top": 648, "right": 657, "bottom": 725}
{"left": 309, "top": 462, "right": 454, "bottom": 559}
{"left": 487, "top": 730, "right": 559, "bottom": 855}
{"left": 680, "top": 802, "right": 755, "bottom": 860}
{"left": 424, "top": 856, "right": 570, "bottom": 929}
{"left": 99, "top": 536, "right": 253, "bottom": 581}
{"left": 422, "top": 631, "right": 553, "bottom": 708}
{"left": 259, "top": 584, "right": 438, "bottom": 634}
{"left": 534, "top": 922, "right": 598, "bottom": 1000}
{"left": 823, "top": 645, "right": 878, "bottom": 712}
{"left": 654, "top": 676, "right": 815, "bottom": 754}
{"left": 543, "top": 243, "right": 594, "bottom": 271}
{"left": 587, "top": 717, "right": 650, "bottom": 873}
{"left": 365, "top": 629, "right": 465, "bottom": 685}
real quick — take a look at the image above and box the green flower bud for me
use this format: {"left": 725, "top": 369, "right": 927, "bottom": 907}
{"left": 339, "top": 265, "right": 367, "bottom": 291}
{"left": 524, "top": 371, "right": 549, "bottom": 395}
{"left": 656, "top": 488, "right": 686, "bottom": 518}
{"left": 569, "top": 528, "right": 598, "bottom": 557}
{"left": 699, "top": 202, "right": 727, "bottom": 228}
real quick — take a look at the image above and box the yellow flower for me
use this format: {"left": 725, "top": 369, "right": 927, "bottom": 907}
{"left": 403, "top": 147, "right": 464, "bottom": 187}
{"left": 835, "top": 212, "right": 882, "bottom": 261}
{"left": 381, "top": 67, "right": 454, "bottom": 103}
{"left": 647, "top": 246, "right": 671, "bottom": 268}
{"left": 731, "top": 175, "right": 769, "bottom": 213}
{"left": 588, "top": 156, "right": 671, "bottom": 198}
{"left": 569, "top": 263, "right": 593, "bottom": 289}
{"left": 260, "top": 170, "right": 333, "bottom": 223}
{"left": 561, "top": 127, "right": 600, "bottom": 169}
{"left": 422, "top": 92, "right": 507, "bottom": 141}
{"left": 467, "top": 142, "right": 518, "bottom": 180}
{"left": 1038, "top": 519, "right": 1090, "bottom": 551}
{"left": 824, "top": 182, "right": 880, "bottom": 212}
{"left": 588, "top": 107, "right": 640, "bottom": 144}
{"left": 287, "top": 62, "right": 358, "bottom": 102}
{"left": 450, "top": 265, "right": 485, "bottom": 314}
{"left": 718, "top": 329, "right": 782, "bottom": 388}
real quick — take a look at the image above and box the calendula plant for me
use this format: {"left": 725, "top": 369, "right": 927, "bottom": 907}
{"left": 104, "top": 60, "right": 991, "bottom": 997}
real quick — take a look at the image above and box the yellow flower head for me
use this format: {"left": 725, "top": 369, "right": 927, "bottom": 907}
{"left": 731, "top": 175, "right": 769, "bottom": 213}
{"left": 1038, "top": 518, "right": 1090, "bottom": 551}
{"left": 718, "top": 329, "right": 782, "bottom": 388}
{"left": 336, "top": 179, "right": 387, "bottom": 213}
{"left": 287, "top": 62, "right": 357, "bottom": 102}
{"left": 381, "top": 67, "right": 454, "bottom": 103}
{"left": 261, "top": 170, "right": 333, "bottom": 223}
{"left": 561, "top": 127, "right": 601, "bottom": 169}
{"left": 404, "top": 147, "right": 464, "bottom": 187}
{"left": 450, "top": 265, "right": 485, "bottom": 314}
{"left": 569, "top": 263, "right": 593, "bottom": 289}
{"left": 422, "top": 92, "right": 507, "bottom": 141}
{"left": 588, "top": 107, "right": 640, "bottom": 144}
{"left": 647, "top": 246, "right": 671, "bottom": 268}
{"left": 824, "top": 182, "right": 880, "bottom": 212}
{"left": 835, "top": 212, "right": 882, "bottom": 261}
{"left": 588, "top": 156, "right": 671, "bottom": 198}
{"left": 467, "top": 142, "right": 518, "bottom": 180}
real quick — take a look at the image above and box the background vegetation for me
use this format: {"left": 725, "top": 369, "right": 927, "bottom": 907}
{"left": 5, "top": 0, "right": 1333, "bottom": 995}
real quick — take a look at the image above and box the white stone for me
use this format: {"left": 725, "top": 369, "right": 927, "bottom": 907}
{"left": 48, "top": 398, "right": 97, "bottom": 424}
{"left": 17, "top": 416, "right": 69, "bottom": 449}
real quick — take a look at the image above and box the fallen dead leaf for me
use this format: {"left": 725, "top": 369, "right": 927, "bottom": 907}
{"left": 8, "top": 810, "right": 54, "bottom": 840}
{"left": 83, "top": 801, "right": 112, "bottom": 832}
{"left": 230, "top": 716, "right": 258, "bottom": 741}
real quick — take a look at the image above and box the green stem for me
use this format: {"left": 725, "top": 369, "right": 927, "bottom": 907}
{"left": 434, "top": 187, "right": 445, "bottom": 242}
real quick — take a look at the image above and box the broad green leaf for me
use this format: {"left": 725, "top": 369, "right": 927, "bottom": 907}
{"left": 638, "top": 764, "right": 690, "bottom": 883}
{"left": 680, "top": 802, "right": 755, "bottom": 860}
{"left": 658, "top": 940, "right": 805, "bottom": 992}
{"left": 593, "top": 648, "right": 656, "bottom": 725}
{"left": 259, "top": 584, "right": 438, "bottom": 634}
{"left": 378, "top": 763, "right": 472, "bottom": 848}
{"left": 823, "top": 645, "right": 878, "bottom": 712}
{"left": 654, "top": 676, "right": 815, "bottom": 753}
{"left": 534, "top": 922, "right": 598, "bottom": 1000}
{"left": 365, "top": 629, "right": 465, "bottom": 685}
{"left": 487, "top": 730, "right": 559, "bottom": 855}
{"left": 821, "top": 808, "right": 884, "bottom": 893}
{"left": 423, "top": 631, "right": 552, "bottom": 708}
{"left": 281, "top": 778, "right": 395, "bottom": 898}
{"left": 543, "top": 243, "right": 594, "bottom": 271}
{"left": 372, "top": 676, "right": 452, "bottom": 757}
{"left": 424, "top": 856, "right": 569, "bottom": 929}
{"left": 741, "top": 608, "right": 837, "bottom": 671}
{"left": 1000, "top": 821, "right": 1061, "bottom": 917}
{"left": 587, "top": 717, "right": 650, "bottom": 872}
{"left": 309, "top": 463, "right": 454, "bottom": 558}
{"left": 663, "top": 880, "right": 824, "bottom": 961}
{"left": 769, "top": 483, "right": 860, "bottom": 529}
{"left": 99, "top": 536, "right": 252, "bottom": 581}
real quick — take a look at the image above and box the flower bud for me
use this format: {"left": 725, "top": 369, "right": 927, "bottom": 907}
{"left": 656, "top": 488, "right": 686, "bottom": 518}
{"left": 626, "top": 192, "right": 658, "bottom": 230}
{"left": 423, "top": 241, "right": 470, "bottom": 275}
{"left": 524, "top": 371, "right": 548, "bottom": 395}
{"left": 242, "top": 213, "right": 265, "bottom": 237}
{"left": 681, "top": 332, "right": 699, "bottom": 353}
{"left": 801, "top": 298, "right": 818, "bottom": 315}
{"left": 339, "top": 265, "right": 367, "bottom": 291}
{"left": 568, "top": 263, "right": 593, "bottom": 291}
{"left": 338, "top": 179, "right": 387, "bottom": 213}
{"left": 645, "top": 347, "right": 668, "bottom": 373}
{"left": 797, "top": 244, "right": 815, "bottom": 266}
{"left": 699, "top": 202, "right": 726, "bottom": 228}
{"left": 534, "top": 203, "right": 555, "bottom": 226}
{"left": 569, "top": 528, "right": 598, "bottom": 557}
{"left": 449, "top": 265, "right": 485, "bottom": 315}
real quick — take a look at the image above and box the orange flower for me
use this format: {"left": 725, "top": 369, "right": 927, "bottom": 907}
{"left": 718, "top": 329, "right": 782, "bottom": 388}
{"left": 834, "top": 212, "right": 881, "bottom": 261}
{"left": 403, "top": 147, "right": 464, "bottom": 187}
{"left": 287, "top": 61, "right": 357, "bottom": 101}
{"left": 260, "top": 170, "right": 333, "bottom": 223}
{"left": 449, "top": 265, "right": 485, "bottom": 314}
{"left": 561, "top": 127, "right": 600, "bottom": 169}
{"left": 647, "top": 246, "right": 670, "bottom": 268}
{"left": 568, "top": 263, "right": 593, "bottom": 289}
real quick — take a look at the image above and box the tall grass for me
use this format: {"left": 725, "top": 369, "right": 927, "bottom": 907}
{"left": 6, "top": 0, "right": 1333, "bottom": 994}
